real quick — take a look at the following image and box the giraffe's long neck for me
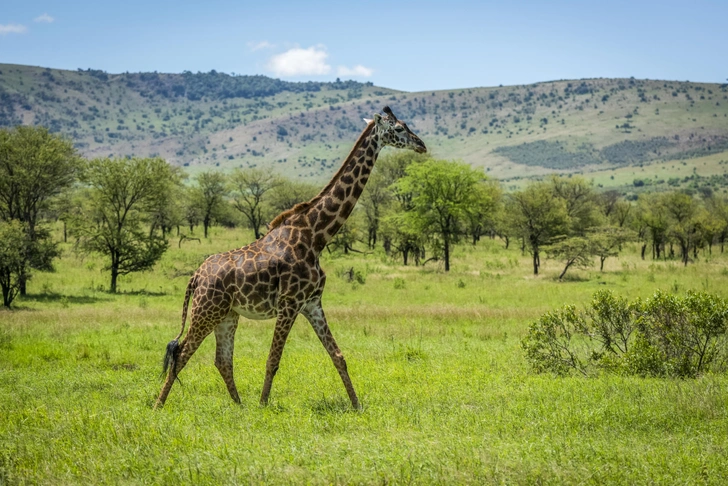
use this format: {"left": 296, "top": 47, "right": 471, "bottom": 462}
{"left": 306, "top": 122, "right": 382, "bottom": 253}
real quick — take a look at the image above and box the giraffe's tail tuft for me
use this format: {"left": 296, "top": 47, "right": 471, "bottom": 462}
{"left": 161, "top": 339, "right": 181, "bottom": 380}
{"left": 160, "top": 275, "right": 196, "bottom": 381}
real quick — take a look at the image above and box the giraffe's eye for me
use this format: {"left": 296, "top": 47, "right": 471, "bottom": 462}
{"left": 394, "top": 126, "right": 404, "bottom": 132}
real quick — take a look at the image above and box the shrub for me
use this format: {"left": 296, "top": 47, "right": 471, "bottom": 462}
{"left": 522, "top": 290, "right": 728, "bottom": 378}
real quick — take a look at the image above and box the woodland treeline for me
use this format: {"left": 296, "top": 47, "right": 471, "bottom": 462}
{"left": 3, "top": 126, "right": 728, "bottom": 307}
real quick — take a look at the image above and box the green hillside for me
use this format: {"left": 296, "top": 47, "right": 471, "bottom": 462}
{"left": 1, "top": 64, "right": 727, "bottom": 190}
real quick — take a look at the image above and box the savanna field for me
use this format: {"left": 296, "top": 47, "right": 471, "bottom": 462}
{"left": 2, "top": 225, "right": 728, "bottom": 484}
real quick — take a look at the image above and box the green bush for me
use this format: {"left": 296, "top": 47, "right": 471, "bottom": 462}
{"left": 522, "top": 290, "right": 728, "bottom": 378}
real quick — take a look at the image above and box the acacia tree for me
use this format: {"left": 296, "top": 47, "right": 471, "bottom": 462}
{"left": 547, "top": 236, "right": 593, "bottom": 281}
{"left": 360, "top": 169, "right": 391, "bottom": 249}
{"left": 637, "top": 193, "right": 669, "bottom": 260}
{"left": 191, "top": 171, "right": 229, "bottom": 238}
{"left": 147, "top": 166, "right": 185, "bottom": 237}
{"left": 0, "top": 220, "right": 28, "bottom": 307}
{"left": 361, "top": 151, "right": 429, "bottom": 249}
{"left": 509, "top": 182, "right": 569, "bottom": 275}
{"left": 396, "top": 159, "right": 484, "bottom": 271}
{"left": 380, "top": 211, "right": 426, "bottom": 265}
{"left": 611, "top": 199, "right": 633, "bottom": 228}
{"left": 328, "top": 210, "right": 365, "bottom": 254}
{"left": 75, "top": 157, "right": 174, "bottom": 293}
{"left": 230, "top": 168, "right": 279, "bottom": 238}
{"left": 465, "top": 180, "right": 502, "bottom": 245}
{"left": 549, "top": 175, "right": 600, "bottom": 235}
{"left": 701, "top": 196, "right": 728, "bottom": 253}
{"left": 590, "top": 226, "right": 633, "bottom": 271}
{"left": 0, "top": 126, "right": 79, "bottom": 295}
{"left": 183, "top": 186, "right": 203, "bottom": 233}
{"left": 661, "top": 191, "right": 699, "bottom": 266}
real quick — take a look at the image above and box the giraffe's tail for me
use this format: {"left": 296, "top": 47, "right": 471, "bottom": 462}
{"left": 161, "top": 275, "right": 196, "bottom": 379}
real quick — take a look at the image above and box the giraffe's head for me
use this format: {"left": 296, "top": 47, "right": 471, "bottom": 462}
{"left": 371, "top": 106, "right": 427, "bottom": 154}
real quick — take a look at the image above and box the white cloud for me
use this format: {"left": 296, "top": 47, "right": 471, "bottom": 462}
{"left": 248, "top": 40, "right": 273, "bottom": 52}
{"left": 267, "top": 46, "right": 331, "bottom": 77}
{"left": 337, "top": 65, "right": 373, "bottom": 78}
{"left": 34, "top": 13, "right": 54, "bottom": 23}
{"left": 0, "top": 24, "right": 27, "bottom": 35}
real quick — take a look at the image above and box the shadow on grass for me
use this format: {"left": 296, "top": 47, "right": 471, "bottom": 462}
{"left": 116, "top": 289, "right": 168, "bottom": 297}
{"left": 20, "top": 292, "right": 112, "bottom": 305}
{"left": 309, "top": 395, "right": 360, "bottom": 415}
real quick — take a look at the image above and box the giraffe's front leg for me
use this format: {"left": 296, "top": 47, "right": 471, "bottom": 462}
{"left": 260, "top": 303, "right": 299, "bottom": 406}
{"left": 301, "top": 300, "right": 361, "bottom": 410}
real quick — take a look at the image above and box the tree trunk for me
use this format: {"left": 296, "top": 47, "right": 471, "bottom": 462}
{"left": 600, "top": 256, "right": 606, "bottom": 271}
{"left": 641, "top": 244, "right": 647, "bottom": 260}
{"left": 63, "top": 221, "right": 68, "bottom": 243}
{"left": 403, "top": 248, "right": 409, "bottom": 266}
{"left": 558, "top": 262, "right": 572, "bottom": 280}
{"left": 110, "top": 266, "right": 118, "bottom": 293}
{"left": 2, "top": 280, "right": 12, "bottom": 308}
{"left": 533, "top": 249, "right": 539, "bottom": 275}
{"left": 203, "top": 217, "right": 210, "bottom": 238}
{"left": 368, "top": 228, "right": 377, "bottom": 249}
{"left": 444, "top": 237, "right": 451, "bottom": 272}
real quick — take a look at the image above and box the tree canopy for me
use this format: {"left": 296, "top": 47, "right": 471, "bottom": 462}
{"left": 396, "top": 159, "right": 488, "bottom": 271}
{"left": 0, "top": 126, "right": 79, "bottom": 301}
{"left": 74, "top": 157, "right": 176, "bottom": 293}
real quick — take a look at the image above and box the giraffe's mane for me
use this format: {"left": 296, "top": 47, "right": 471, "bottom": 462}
{"left": 267, "top": 120, "right": 376, "bottom": 231}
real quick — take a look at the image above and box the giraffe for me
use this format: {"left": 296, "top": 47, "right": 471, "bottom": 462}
{"left": 154, "top": 106, "right": 426, "bottom": 410}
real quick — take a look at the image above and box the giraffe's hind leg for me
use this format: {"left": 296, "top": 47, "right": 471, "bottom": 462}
{"left": 214, "top": 313, "right": 241, "bottom": 403}
{"left": 154, "top": 315, "right": 215, "bottom": 409}
{"left": 301, "top": 300, "right": 360, "bottom": 410}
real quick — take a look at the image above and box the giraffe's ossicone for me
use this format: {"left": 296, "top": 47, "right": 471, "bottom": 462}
{"left": 154, "top": 106, "right": 426, "bottom": 410}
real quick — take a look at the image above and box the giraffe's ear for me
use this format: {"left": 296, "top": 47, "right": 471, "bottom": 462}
{"left": 363, "top": 118, "right": 373, "bottom": 125}
{"left": 373, "top": 113, "right": 382, "bottom": 123}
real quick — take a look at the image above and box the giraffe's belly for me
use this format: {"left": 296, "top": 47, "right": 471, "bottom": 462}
{"left": 231, "top": 300, "right": 278, "bottom": 320}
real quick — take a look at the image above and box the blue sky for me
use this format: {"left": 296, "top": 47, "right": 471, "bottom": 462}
{"left": 1, "top": 1, "right": 726, "bottom": 92}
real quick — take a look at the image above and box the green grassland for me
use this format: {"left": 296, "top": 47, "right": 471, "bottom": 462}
{"left": 2, "top": 225, "right": 728, "bottom": 484}
{"left": 2, "top": 64, "right": 728, "bottom": 189}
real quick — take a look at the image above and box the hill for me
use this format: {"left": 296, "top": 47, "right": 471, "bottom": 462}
{"left": 1, "top": 63, "right": 727, "bottom": 193}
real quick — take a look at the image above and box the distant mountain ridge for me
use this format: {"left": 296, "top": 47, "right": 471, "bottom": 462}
{"left": 1, "top": 63, "right": 727, "bottom": 186}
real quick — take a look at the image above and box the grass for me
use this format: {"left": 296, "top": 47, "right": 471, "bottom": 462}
{"left": 2, "top": 226, "right": 728, "bottom": 484}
